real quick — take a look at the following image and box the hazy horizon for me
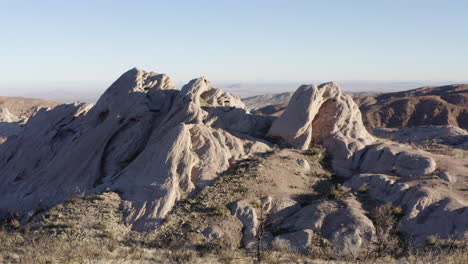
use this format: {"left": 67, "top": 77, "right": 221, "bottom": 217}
{"left": 2, "top": 78, "right": 465, "bottom": 103}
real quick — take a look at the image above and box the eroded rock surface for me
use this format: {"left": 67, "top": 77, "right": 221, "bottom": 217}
{"left": 265, "top": 81, "right": 467, "bottom": 246}
{"left": 0, "top": 69, "right": 467, "bottom": 256}
{"left": 267, "top": 82, "right": 373, "bottom": 153}
{"left": 345, "top": 173, "right": 468, "bottom": 244}
{"left": 0, "top": 68, "right": 271, "bottom": 231}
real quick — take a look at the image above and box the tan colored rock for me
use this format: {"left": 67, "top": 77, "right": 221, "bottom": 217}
{"left": 345, "top": 173, "right": 468, "bottom": 245}
{"left": 438, "top": 171, "right": 456, "bottom": 183}
{"left": 272, "top": 229, "right": 315, "bottom": 253}
{"left": 278, "top": 199, "right": 375, "bottom": 256}
{"left": 268, "top": 82, "right": 373, "bottom": 154}
{"left": 296, "top": 158, "right": 310, "bottom": 171}
{"left": 0, "top": 108, "right": 19, "bottom": 123}
{"left": 353, "top": 142, "right": 437, "bottom": 177}
{"left": 231, "top": 200, "right": 258, "bottom": 248}
{"left": 0, "top": 68, "right": 271, "bottom": 231}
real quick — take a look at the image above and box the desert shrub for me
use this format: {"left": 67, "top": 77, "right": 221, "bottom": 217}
{"left": 369, "top": 203, "right": 402, "bottom": 257}
{"left": 163, "top": 249, "right": 197, "bottom": 263}
{"left": 328, "top": 184, "right": 351, "bottom": 201}
{"left": 9, "top": 218, "right": 21, "bottom": 229}
{"left": 217, "top": 249, "right": 246, "bottom": 264}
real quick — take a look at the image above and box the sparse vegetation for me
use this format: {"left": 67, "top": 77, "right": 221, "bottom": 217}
{"left": 0, "top": 149, "right": 466, "bottom": 263}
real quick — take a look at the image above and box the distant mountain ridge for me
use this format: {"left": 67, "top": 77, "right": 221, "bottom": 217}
{"left": 0, "top": 96, "right": 61, "bottom": 120}
{"left": 242, "top": 92, "right": 293, "bottom": 110}
{"left": 355, "top": 84, "right": 468, "bottom": 130}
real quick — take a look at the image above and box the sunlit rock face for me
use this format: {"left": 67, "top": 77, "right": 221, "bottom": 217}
{"left": 0, "top": 68, "right": 466, "bottom": 250}
{"left": 0, "top": 68, "right": 272, "bottom": 230}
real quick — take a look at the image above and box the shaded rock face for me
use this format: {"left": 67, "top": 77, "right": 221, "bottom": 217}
{"left": 0, "top": 108, "right": 23, "bottom": 144}
{"left": 0, "top": 68, "right": 272, "bottom": 231}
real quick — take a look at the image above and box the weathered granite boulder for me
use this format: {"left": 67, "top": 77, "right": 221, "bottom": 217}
{"left": 0, "top": 68, "right": 272, "bottom": 230}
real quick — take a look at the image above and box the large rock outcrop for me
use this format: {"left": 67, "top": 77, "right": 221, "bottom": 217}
{"left": 265, "top": 81, "right": 467, "bottom": 245}
{"left": 345, "top": 173, "right": 468, "bottom": 245}
{"left": 267, "top": 82, "right": 374, "bottom": 152}
{"left": 267, "top": 82, "right": 440, "bottom": 178}
{"left": 0, "top": 70, "right": 466, "bottom": 255}
{"left": 0, "top": 68, "right": 271, "bottom": 230}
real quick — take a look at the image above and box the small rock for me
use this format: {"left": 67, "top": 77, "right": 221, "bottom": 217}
{"left": 231, "top": 200, "right": 258, "bottom": 248}
{"left": 394, "top": 152, "right": 437, "bottom": 176}
{"left": 438, "top": 171, "right": 456, "bottom": 183}
{"left": 296, "top": 158, "right": 310, "bottom": 170}
{"left": 261, "top": 196, "right": 273, "bottom": 213}
{"left": 202, "top": 226, "right": 223, "bottom": 240}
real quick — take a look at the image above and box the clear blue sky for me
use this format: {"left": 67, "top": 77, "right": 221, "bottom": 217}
{"left": 0, "top": 0, "right": 467, "bottom": 94}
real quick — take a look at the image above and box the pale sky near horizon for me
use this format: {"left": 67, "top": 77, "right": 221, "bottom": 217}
{"left": 0, "top": 0, "right": 467, "bottom": 96}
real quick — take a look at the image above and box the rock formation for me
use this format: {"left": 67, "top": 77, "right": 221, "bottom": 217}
{"left": 267, "top": 82, "right": 373, "bottom": 156}
{"left": 266, "top": 81, "right": 467, "bottom": 245}
{"left": 0, "top": 68, "right": 271, "bottom": 231}
{"left": 0, "top": 69, "right": 466, "bottom": 255}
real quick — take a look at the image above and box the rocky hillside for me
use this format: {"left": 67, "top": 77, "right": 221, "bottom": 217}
{"left": 0, "top": 69, "right": 467, "bottom": 263}
{"left": 0, "top": 96, "right": 61, "bottom": 120}
{"left": 355, "top": 84, "right": 468, "bottom": 130}
{"left": 0, "top": 96, "right": 61, "bottom": 144}
{"left": 252, "top": 102, "right": 288, "bottom": 116}
{"left": 242, "top": 92, "right": 292, "bottom": 110}
{"left": 250, "top": 84, "right": 468, "bottom": 131}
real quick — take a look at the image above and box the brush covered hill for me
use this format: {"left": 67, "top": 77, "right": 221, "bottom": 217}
{"left": 355, "top": 84, "right": 468, "bottom": 130}
{"left": 0, "top": 70, "right": 467, "bottom": 263}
